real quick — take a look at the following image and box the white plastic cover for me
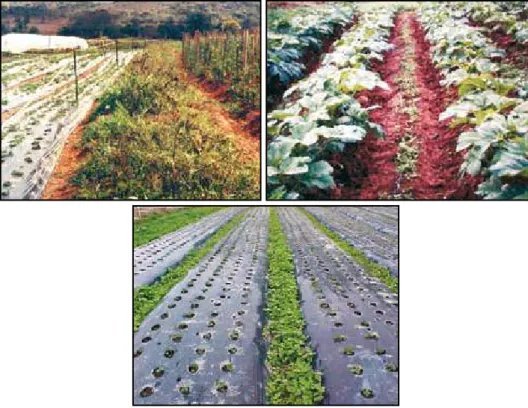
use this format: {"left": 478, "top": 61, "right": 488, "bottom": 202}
{"left": 1, "top": 33, "right": 89, "bottom": 54}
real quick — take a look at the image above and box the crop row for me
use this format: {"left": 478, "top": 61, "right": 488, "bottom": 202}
{"left": 182, "top": 29, "right": 260, "bottom": 109}
{"left": 267, "top": 8, "right": 396, "bottom": 199}
{"left": 1, "top": 50, "right": 138, "bottom": 199}
{"left": 418, "top": 3, "right": 528, "bottom": 199}
{"left": 267, "top": 2, "right": 357, "bottom": 104}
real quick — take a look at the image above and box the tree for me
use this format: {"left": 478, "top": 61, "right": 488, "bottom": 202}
{"left": 185, "top": 12, "right": 212, "bottom": 33}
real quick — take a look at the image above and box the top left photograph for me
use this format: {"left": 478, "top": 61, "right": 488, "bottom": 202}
{"left": 1, "top": 1, "right": 261, "bottom": 200}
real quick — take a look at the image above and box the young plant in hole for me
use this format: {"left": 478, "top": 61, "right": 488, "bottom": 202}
{"left": 376, "top": 347, "right": 386, "bottom": 355}
{"left": 179, "top": 385, "right": 190, "bottom": 395}
{"left": 361, "top": 388, "right": 374, "bottom": 398}
{"left": 152, "top": 367, "right": 164, "bottom": 378}
{"left": 334, "top": 334, "right": 346, "bottom": 342}
{"left": 365, "top": 332, "right": 379, "bottom": 340}
{"left": 140, "top": 386, "right": 154, "bottom": 398}
{"left": 348, "top": 364, "right": 363, "bottom": 375}
{"left": 343, "top": 346, "right": 354, "bottom": 355}
{"left": 178, "top": 322, "right": 188, "bottom": 330}
{"left": 216, "top": 381, "right": 228, "bottom": 393}
{"left": 221, "top": 361, "right": 234, "bottom": 372}
{"left": 360, "top": 320, "right": 370, "bottom": 327}
{"left": 208, "top": 320, "right": 216, "bottom": 327}
{"left": 164, "top": 349, "right": 175, "bottom": 358}
{"left": 171, "top": 333, "right": 183, "bottom": 343}
{"left": 183, "top": 312, "right": 195, "bottom": 319}
{"left": 195, "top": 347, "right": 206, "bottom": 356}
{"left": 227, "top": 346, "right": 237, "bottom": 354}
{"left": 188, "top": 363, "right": 199, "bottom": 373}
{"left": 386, "top": 362, "right": 398, "bottom": 372}
{"left": 229, "top": 330, "right": 240, "bottom": 340}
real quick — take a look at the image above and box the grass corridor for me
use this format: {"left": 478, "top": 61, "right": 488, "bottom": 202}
{"left": 264, "top": 208, "right": 324, "bottom": 404}
{"left": 299, "top": 208, "right": 398, "bottom": 294}
{"left": 133, "top": 207, "right": 224, "bottom": 248}
{"left": 133, "top": 210, "right": 247, "bottom": 331}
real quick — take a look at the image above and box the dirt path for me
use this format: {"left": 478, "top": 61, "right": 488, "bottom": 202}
{"left": 174, "top": 50, "right": 260, "bottom": 164}
{"left": 40, "top": 102, "right": 97, "bottom": 199}
{"left": 331, "top": 11, "right": 479, "bottom": 200}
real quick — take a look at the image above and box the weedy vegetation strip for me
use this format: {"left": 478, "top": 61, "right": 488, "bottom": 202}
{"left": 264, "top": 208, "right": 324, "bottom": 404}
{"left": 134, "top": 207, "right": 224, "bottom": 248}
{"left": 133, "top": 210, "right": 247, "bottom": 331}
{"left": 300, "top": 208, "right": 398, "bottom": 294}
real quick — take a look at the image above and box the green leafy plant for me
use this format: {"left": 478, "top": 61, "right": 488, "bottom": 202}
{"left": 263, "top": 209, "right": 325, "bottom": 405}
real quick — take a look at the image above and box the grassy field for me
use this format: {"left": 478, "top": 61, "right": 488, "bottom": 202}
{"left": 133, "top": 207, "right": 224, "bottom": 248}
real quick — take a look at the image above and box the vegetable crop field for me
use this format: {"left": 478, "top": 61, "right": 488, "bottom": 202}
{"left": 1, "top": 44, "right": 139, "bottom": 199}
{"left": 133, "top": 206, "right": 399, "bottom": 405}
{"left": 267, "top": 1, "right": 528, "bottom": 200}
{"left": 2, "top": 40, "right": 260, "bottom": 200}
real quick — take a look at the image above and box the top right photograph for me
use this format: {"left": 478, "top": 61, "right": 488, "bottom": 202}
{"left": 266, "top": 1, "right": 528, "bottom": 200}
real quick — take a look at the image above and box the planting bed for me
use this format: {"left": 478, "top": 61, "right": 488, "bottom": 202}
{"left": 278, "top": 207, "right": 398, "bottom": 405}
{"left": 1, "top": 50, "right": 137, "bottom": 199}
{"left": 304, "top": 207, "right": 398, "bottom": 276}
{"left": 134, "top": 208, "right": 269, "bottom": 404}
{"left": 133, "top": 206, "right": 399, "bottom": 405}
{"left": 134, "top": 208, "right": 246, "bottom": 289}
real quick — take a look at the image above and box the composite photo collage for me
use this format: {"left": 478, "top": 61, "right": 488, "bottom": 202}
{"left": 1, "top": 1, "right": 527, "bottom": 407}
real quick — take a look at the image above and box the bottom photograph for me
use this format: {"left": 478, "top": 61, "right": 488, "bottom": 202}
{"left": 133, "top": 206, "right": 399, "bottom": 405}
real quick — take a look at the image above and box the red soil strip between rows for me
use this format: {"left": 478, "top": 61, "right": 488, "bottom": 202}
{"left": 175, "top": 51, "right": 260, "bottom": 162}
{"left": 329, "top": 13, "right": 405, "bottom": 200}
{"left": 190, "top": 76, "right": 261, "bottom": 138}
{"left": 468, "top": 19, "right": 528, "bottom": 70}
{"left": 40, "top": 102, "right": 98, "bottom": 199}
{"left": 408, "top": 14, "right": 481, "bottom": 199}
{"left": 6, "top": 70, "right": 48, "bottom": 91}
{"left": 328, "top": 12, "right": 480, "bottom": 200}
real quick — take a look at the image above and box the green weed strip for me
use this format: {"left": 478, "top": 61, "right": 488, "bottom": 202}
{"left": 263, "top": 208, "right": 325, "bottom": 405}
{"left": 300, "top": 208, "right": 398, "bottom": 294}
{"left": 134, "top": 207, "right": 225, "bottom": 248}
{"left": 133, "top": 208, "right": 269, "bottom": 404}
{"left": 133, "top": 209, "right": 247, "bottom": 332}
{"left": 305, "top": 207, "right": 399, "bottom": 277}
{"left": 72, "top": 43, "right": 259, "bottom": 200}
{"left": 134, "top": 208, "right": 246, "bottom": 289}
{"left": 278, "top": 207, "right": 398, "bottom": 404}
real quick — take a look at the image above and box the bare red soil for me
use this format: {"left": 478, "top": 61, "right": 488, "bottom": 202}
{"left": 41, "top": 102, "right": 97, "bottom": 199}
{"left": 469, "top": 19, "right": 528, "bottom": 70}
{"left": 408, "top": 15, "right": 481, "bottom": 199}
{"left": 325, "top": 12, "right": 480, "bottom": 200}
